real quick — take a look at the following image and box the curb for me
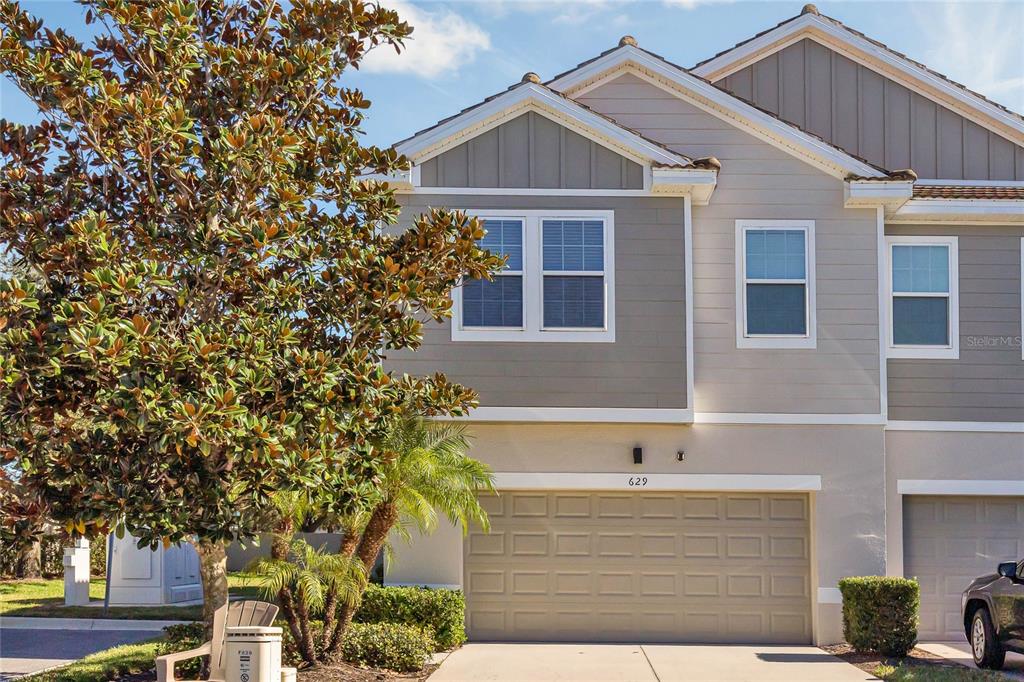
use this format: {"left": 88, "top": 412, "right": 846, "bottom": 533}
{"left": 0, "top": 616, "right": 191, "bottom": 631}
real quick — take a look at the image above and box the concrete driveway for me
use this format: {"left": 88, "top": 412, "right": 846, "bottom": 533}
{"left": 429, "top": 644, "right": 877, "bottom": 681}
{"left": 918, "top": 642, "right": 1024, "bottom": 680}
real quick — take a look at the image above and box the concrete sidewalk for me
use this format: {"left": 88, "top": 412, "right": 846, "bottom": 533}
{"left": 918, "top": 642, "right": 1024, "bottom": 680}
{"left": 0, "top": 616, "right": 189, "bottom": 630}
{"left": 429, "top": 644, "right": 878, "bottom": 681}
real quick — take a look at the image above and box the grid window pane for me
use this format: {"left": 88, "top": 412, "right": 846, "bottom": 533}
{"left": 746, "top": 229, "right": 805, "bottom": 280}
{"left": 893, "top": 296, "right": 949, "bottom": 345}
{"left": 543, "top": 220, "right": 604, "bottom": 271}
{"left": 892, "top": 245, "right": 948, "bottom": 293}
{"left": 480, "top": 219, "right": 523, "bottom": 271}
{"left": 746, "top": 283, "right": 807, "bottom": 335}
{"left": 543, "top": 276, "right": 604, "bottom": 328}
{"left": 462, "top": 276, "right": 523, "bottom": 328}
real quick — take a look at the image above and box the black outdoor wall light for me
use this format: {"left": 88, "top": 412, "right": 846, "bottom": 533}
{"left": 633, "top": 446, "right": 643, "bottom": 464}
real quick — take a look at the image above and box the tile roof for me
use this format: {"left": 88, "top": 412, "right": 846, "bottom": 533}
{"left": 391, "top": 78, "right": 701, "bottom": 169}
{"left": 693, "top": 5, "right": 1024, "bottom": 124}
{"left": 913, "top": 185, "right": 1024, "bottom": 200}
{"left": 547, "top": 42, "right": 896, "bottom": 179}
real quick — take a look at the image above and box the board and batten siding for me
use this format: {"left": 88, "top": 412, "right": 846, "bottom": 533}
{"left": 419, "top": 111, "right": 645, "bottom": 190}
{"left": 886, "top": 224, "right": 1024, "bottom": 422}
{"left": 578, "top": 72, "right": 881, "bottom": 415}
{"left": 718, "top": 39, "right": 1024, "bottom": 181}
{"left": 387, "top": 194, "right": 688, "bottom": 410}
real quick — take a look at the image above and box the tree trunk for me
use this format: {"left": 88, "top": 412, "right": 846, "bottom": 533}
{"left": 339, "top": 530, "right": 358, "bottom": 558}
{"left": 194, "top": 539, "right": 228, "bottom": 641}
{"left": 324, "top": 503, "right": 399, "bottom": 657}
{"left": 15, "top": 540, "right": 42, "bottom": 579}
{"left": 271, "top": 516, "right": 293, "bottom": 562}
{"left": 355, "top": 502, "right": 397, "bottom": 573}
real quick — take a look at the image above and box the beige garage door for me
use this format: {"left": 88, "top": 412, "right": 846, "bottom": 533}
{"left": 464, "top": 491, "right": 812, "bottom": 643}
{"left": 904, "top": 496, "right": 1024, "bottom": 641}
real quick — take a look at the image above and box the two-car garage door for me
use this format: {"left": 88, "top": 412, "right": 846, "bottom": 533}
{"left": 464, "top": 491, "right": 812, "bottom": 643}
{"left": 904, "top": 496, "right": 1024, "bottom": 641}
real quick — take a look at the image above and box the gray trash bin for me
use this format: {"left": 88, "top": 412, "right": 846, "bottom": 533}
{"left": 224, "top": 625, "right": 282, "bottom": 682}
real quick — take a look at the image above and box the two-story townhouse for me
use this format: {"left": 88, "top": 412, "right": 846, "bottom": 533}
{"left": 377, "top": 4, "right": 1024, "bottom": 646}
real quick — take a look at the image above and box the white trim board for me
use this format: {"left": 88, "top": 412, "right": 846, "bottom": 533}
{"left": 395, "top": 81, "right": 690, "bottom": 168}
{"left": 886, "top": 421, "right": 1024, "bottom": 433}
{"left": 889, "top": 199, "right": 1024, "bottom": 224}
{"left": 547, "top": 45, "right": 883, "bottom": 180}
{"left": 694, "top": 412, "right": 885, "bottom": 425}
{"left": 897, "top": 479, "right": 1024, "bottom": 496}
{"left": 441, "top": 407, "right": 694, "bottom": 424}
{"left": 493, "top": 472, "right": 822, "bottom": 492}
{"left": 689, "top": 12, "right": 1024, "bottom": 146}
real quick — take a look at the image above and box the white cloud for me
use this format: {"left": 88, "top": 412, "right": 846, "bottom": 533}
{"left": 662, "top": 0, "right": 734, "bottom": 8}
{"left": 911, "top": 1, "right": 1024, "bottom": 113}
{"left": 362, "top": 1, "right": 491, "bottom": 79}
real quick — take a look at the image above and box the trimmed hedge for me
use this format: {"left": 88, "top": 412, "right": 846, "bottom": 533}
{"left": 158, "top": 622, "right": 206, "bottom": 678}
{"left": 355, "top": 585, "right": 465, "bottom": 649}
{"left": 839, "top": 576, "right": 919, "bottom": 657}
{"left": 342, "top": 623, "right": 434, "bottom": 672}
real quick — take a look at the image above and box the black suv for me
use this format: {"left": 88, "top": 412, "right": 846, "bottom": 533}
{"left": 962, "top": 559, "right": 1024, "bottom": 669}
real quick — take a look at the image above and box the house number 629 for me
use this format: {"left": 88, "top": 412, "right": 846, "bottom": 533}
{"left": 628, "top": 476, "right": 648, "bottom": 487}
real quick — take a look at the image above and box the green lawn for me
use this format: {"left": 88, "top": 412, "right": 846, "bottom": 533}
{"left": 1, "top": 573, "right": 263, "bottom": 620}
{"left": 873, "top": 662, "right": 1010, "bottom": 681}
{"left": 21, "top": 638, "right": 164, "bottom": 682}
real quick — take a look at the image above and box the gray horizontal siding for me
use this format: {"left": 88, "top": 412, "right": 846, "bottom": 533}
{"left": 720, "top": 39, "right": 1024, "bottom": 181}
{"left": 387, "top": 194, "right": 687, "bottom": 409}
{"left": 579, "top": 72, "right": 881, "bottom": 415}
{"left": 419, "top": 111, "right": 644, "bottom": 189}
{"left": 886, "top": 224, "right": 1024, "bottom": 422}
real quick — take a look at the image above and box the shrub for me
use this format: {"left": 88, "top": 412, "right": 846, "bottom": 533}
{"left": 341, "top": 622, "right": 434, "bottom": 672}
{"left": 839, "top": 576, "right": 919, "bottom": 657}
{"left": 157, "top": 622, "right": 206, "bottom": 678}
{"left": 355, "top": 585, "right": 465, "bottom": 649}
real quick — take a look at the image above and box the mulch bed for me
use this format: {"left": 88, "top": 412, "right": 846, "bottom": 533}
{"left": 110, "top": 662, "right": 438, "bottom": 682}
{"left": 824, "top": 643, "right": 968, "bottom": 675}
{"left": 294, "top": 661, "right": 438, "bottom": 681}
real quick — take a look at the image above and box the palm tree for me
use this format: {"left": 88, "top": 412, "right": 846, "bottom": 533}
{"left": 325, "top": 414, "right": 495, "bottom": 656}
{"left": 251, "top": 539, "right": 366, "bottom": 665}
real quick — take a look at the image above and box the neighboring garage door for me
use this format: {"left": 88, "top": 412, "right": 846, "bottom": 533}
{"left": 464, "top": 491, "right": 812, "bottom": 643}
{"left": 904, "top": 495, "right": 1024, "bottom": 641}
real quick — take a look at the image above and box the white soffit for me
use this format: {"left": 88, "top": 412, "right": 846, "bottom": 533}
{"left": 690, "top": 13, "right": 1024, "bottom": 146}
{"left": 889, "top": 198, "right": 1024, "bottom": 224}
{"left": 547, "top": 45, "right": 884, "bottom": 181}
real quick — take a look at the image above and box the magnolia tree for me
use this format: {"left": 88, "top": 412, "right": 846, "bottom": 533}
{"left": 0, "top": 0, "right": 501, "bottom": 632}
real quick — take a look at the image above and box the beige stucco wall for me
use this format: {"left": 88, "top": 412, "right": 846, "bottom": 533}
{"left": 388, "top": 421, "right": 886, "bottom": 644}
{"left": 884, "top": 429, "right": 1024, "bottom": 579}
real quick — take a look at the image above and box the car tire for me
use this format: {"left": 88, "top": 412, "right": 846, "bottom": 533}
{"left": 971, "top": 607, "right": 1005, "bottom": 670}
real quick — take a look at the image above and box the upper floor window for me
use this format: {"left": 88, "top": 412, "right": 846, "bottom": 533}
{"left": 885, "top": 235, "right": 959, "bottom": 359}
{"left": 453, "top": 210, "right": 615, "bottom": 342}
{"left": 735, "top": 220, "right": 816, "bottom": 349}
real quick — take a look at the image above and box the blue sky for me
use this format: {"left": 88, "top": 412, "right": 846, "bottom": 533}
{"left": 2, "top": 1, "right": 1022, "bottom": 150}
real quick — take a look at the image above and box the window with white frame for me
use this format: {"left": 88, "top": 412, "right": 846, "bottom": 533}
{"left": 885, "top": 235, "right": 959, "bottom": 359}
{"left": 453, "top": 210, "right": 615, "bottom": 342}
{"left": 735, "top": 220, "right": 816, "bottom": 349}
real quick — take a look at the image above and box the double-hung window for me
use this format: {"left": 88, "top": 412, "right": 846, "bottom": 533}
{"left": 886, "top": 235, "right": 959, "bottom": 359}
{"left": 736, "top": 220, "right": 816, "bottom": 349}
{"left": 453, "top": 210, "right": 615, "bottom": 342}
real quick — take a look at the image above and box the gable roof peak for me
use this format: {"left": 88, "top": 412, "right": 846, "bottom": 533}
{"left": 618, "top": 35, "right": 638, "bottom": 48}
{"left": 521, "top": 72, "right": 542, "bottom": 84}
